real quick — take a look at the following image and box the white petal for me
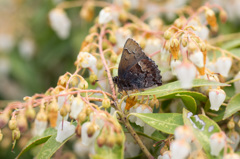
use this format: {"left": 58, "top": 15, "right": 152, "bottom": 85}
{"left": 49, "top": 9, "right": 71, "bottom": 39}
{"left": 144, "top": 124, "right": 155, "bottom": 136}
{"left": 70, "top": 97, "right": 84, "bottom": 119}
{"left": 176, "top": 63, "right": 196, "bottom": 89}
{"left": 56, "top": 121, "right": 75, "bottom": 142}
{"left": 124, "top": 141, "right": 141, "bottom": 158}
{"left": 209, "top": 89, "right": 226, "bottom": 111}
{"left": 189, "top": 51, "right": 204, "bottom": 68}
{"left": 98, "top": 7, "right": 112, "bottom": 24}
{"left": 170, "top": 139, "right": 190, "bottom": 159}
{"left": 216, "top": 57, "right": 232, "bottom": 77}
{"left": 171, "top": 60, "right": 181, "bottom": 75}
{"left": 210, "top": 132, "right": 226, "bottom": 156}
{"left": 33, "top": 119, "right": 47, "bottom": 136}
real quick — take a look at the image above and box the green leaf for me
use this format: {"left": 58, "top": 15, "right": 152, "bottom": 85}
{"left": 17, "top": 128, "right": 56, "bottom": 159}
{"left": 132, "top": 79, "right": 228, "bottom": 96}
{"left": 36, "top": 131, "right": 75, "bottom": 159}
{"left": 223, "top": 93, "right": 240, "bottom": 119}
{"left": 222, "top": 39, "right": 240, "bottom": 50}
{"left": 176, "top": 94, "right": 197, "bottom": 114}
{"left": 131, "top": 113, "right": 183, "bottom": 134}
{"left": 183, "top": 108, "right": 221, "bottom": 156}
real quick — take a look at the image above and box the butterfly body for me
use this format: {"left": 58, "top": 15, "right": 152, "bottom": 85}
{"left": 113, "top": 38, "right": 162, "bottom": 92}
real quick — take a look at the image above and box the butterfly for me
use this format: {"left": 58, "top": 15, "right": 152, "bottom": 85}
{"left": 113, "top": 38, "right": 162, "bottom": 92}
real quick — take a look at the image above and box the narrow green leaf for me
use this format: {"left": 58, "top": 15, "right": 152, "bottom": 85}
{"left": 132, "top": 79, "right": 228, "bottom": 96}
{"left": 223, "top": 93, "right": 240, "bottom": 119}
{"left": 17, "top": 128, "right": 56, "bottom": 159}
{"left": 131, "top": 113, "right": 183, "bottom": 134}
{"left": 222, "top": 39, "right": 240, "bottom": 50}
{"left": 36, "top": 132, "right": 75, "bottom": 159}
{"left": 183, "top": 108, "right": 221, "bottom": 156}
{"left": 176, "top": 94, "right": 197, "bottom": 114}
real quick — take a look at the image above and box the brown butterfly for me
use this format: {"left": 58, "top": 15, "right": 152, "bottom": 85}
{"left": 113, "top": 38, "right": 162, "bottom": 92}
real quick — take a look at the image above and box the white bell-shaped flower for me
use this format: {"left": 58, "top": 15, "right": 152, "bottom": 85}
{"left": 70, "top": 96, "right": 85, "bottom": 119}
{"left": 73, "top": 139, "right": 91, "bottom": 158}
{"left": 115, "top": 28, "right": 132, "bottom": 48}
{"left": 189, "top": 51, "right": 204, "bottom": 68}
{"left": 174, "top": 125, "right": 194, "bottom": 143}
{"left": 77, "top": 52, "right": 97, "bottom": 68}
{"left": 228, "top": 131, "right": 240, "bottom": 150}
{"left": 176, "top": 62, "right": 196, "bottom": 89}
{"left": 234, "top": 71, "right": 240, "bottom": 93}
{"left": 144, "top": 38, "right": 161, "bottom": 55}
{"left": 135, "top": 105, "right": 152, "bottom": 127}
{"left": 210, "top": 131, "right": 226, "bottom": 156}
{"left": 170, "top": 60, "right": 181, "bottom": 75}
{"left": 158, "top": 151, "right": 171, "bottom": 159}
{"left": 216, "top": 57, "right": 232, "bottom": 77}
{"left": 56, "top": 121, "right": 75, "bottom": 142}
{"left": 81, "top": 122, "right": 100, "bottom": 146}
{"left": 223, "top": 153, "right": 240, "bottom": 159}
{"left": 209, "top": 89, "right": 226, "bottom": 111}
{"left": 49, "top": 9, "right": 71, "bottom": 39}
{"left": 19, "top": 38, "right": 35, "bottom": 60}
{"left": 33, "top": 119, "right": 47, "bottom": 136}
{"left": 98, "top": 7, "right": 113, "bottom": 24}
{"left": 124, "top": 141, "right": 141, "bottom": 158}
{"left": 170, "top": 139, "right": 191, "bottom": 159}
{"left": 90, "top": 112, "right": 106, "bottom": 129}
{"left": 129, "top": 106, "right": 137, "bottom": 123}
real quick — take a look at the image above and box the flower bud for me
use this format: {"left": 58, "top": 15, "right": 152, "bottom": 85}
{"left": 70, "top": 76, "right": 79, "bottom": 87}
{"left": 12, "top": 129, "right": 21, "bottom": 142}
{"left": 164, "top": 30, "right": 172, "bottom": 40}
{"left": 187, "top": 41, "right": 197, "bottom": 52}
{"left": 97, "top": 133, "right": 106, "bottom": 147}
{"left": 89, "top": 73, "right": 97, "bottom": 84}
{"left": 17, "top": 113, "right": 28, "bottom": 133}
{"left": 75, "top": 124, "right": 82, "bottom": 138}
{"left": 97, "top": 60, "right": 103, "bottom": 70}
{"left": 87, "top": 123, "right": 99, "bottom": 138}
{"left": 220, "top": 10, "right": 227, "bottom": 24}
{"left": 25, "top": 105, "right": 36, "bottom": 122}
{"left": 80, "top": 1, "right": 94, "bottom": 22}
{"left": 181, "top": 35, "right": 188, "bottom": 47}
{"left": 60, "top": 103, "right": 70, "bottom": 117}
{"left": 174, "top": 125, "right": 194, "bottom": 143}
{"left": 228, "top": 131, "right": 240, "bottom": 150}
{"left": 110, "top": 53, "right": 118, "bottom": 64}
{"left": 149, "top": 96, "right": 159, "bottom": 108}
{"left": 48, "top": 98, "right": 59, "bottom": 127}
{"left": 106, "top": 133, "right": 116, "bottom": 148}
{"left": 210, "top": 131, "right": 226, "bottom": 156}
{"left": 115, "top": 133, "right": 123, "bottom": 146}
{"left": 78, "top": 79, "right": 88, "bottom": 89}
{"left": 209, "top": 88, "right": 226, "bottom": 111}
{"left": 227, "top": 118, "right": 235, "bottom": 130}
{"left": 205, "top": 8, "right": 218, "bottom": 31}
{"left": 102, "top": 97, "right": 111, "bottom": 109}
{"left": 8, "top": 116, "right": 17, "bottom": 130}
{"left": 125, "top": 95, "right": 138, "bottom": 110}
{"left": 0, "top": 112, "right": 9, "bottom": 129}
{"left": 77, "top": 112, "right": 87, "bottom": 124}
{"left": 57, "top": 74, "right": 69, "bottom": 87}
{"left": 109, "top": 34, "right": 116, "bottom": 44}
{"left": 170, "top": 38, "right": 179, "bottom": 60}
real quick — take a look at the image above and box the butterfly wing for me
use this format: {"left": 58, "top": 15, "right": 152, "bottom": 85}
{"left": 118, "top": 38, "right": 146, "bottom": 78}
{"left": 124, "top": 56, "right": 162, "bottom": 89}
